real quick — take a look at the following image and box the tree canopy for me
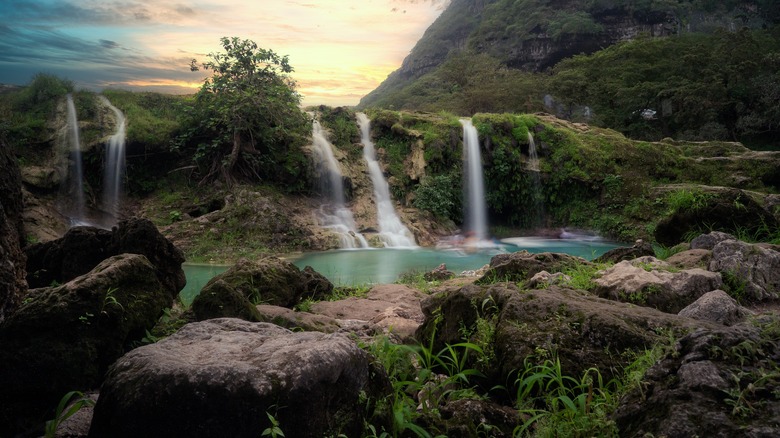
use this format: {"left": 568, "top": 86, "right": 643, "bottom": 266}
{"left": 180, "top": 37, "right": 310, "bottom": 188}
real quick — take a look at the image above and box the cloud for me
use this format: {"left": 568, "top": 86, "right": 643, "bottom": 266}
{"left": 100, "top": 39, "right": 120, "bottom": 49}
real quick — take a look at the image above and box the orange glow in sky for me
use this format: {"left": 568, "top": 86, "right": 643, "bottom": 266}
{"left": 0, "top": 0, "right": 449, "bottom": 106}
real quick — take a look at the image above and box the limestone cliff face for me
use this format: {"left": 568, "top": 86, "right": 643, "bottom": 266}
{"left": 359, "top": 0, "right": 776, "bottom": 108}
{"left": 0, "top": 139, "right": 26, "bottom": 322}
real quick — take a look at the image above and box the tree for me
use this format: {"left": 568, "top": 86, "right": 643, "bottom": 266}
{"left": 182, "top": 37, "right": 310, "bottom": 187}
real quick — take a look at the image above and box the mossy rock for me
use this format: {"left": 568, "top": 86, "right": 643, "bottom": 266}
{"left": 191, "top": 279, "right": 263, "bottom": 322}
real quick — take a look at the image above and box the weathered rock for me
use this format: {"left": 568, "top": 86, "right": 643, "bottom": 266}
{"left": 476, "top": 251, "right": 586, "bottom": 284}
{"left": 0, "top": 254, "right": 170, "bottom": 436}
{"left": 0, "top": 138, "right": 26, "bottom": 322}
{"left": 678, "top": 290, "right": 751, "bottom": 326}
{"left": 25, "top": 217, "right": 185, "bottom": 298}
{"left": 526, "top": 270, "right": 571, "bottom": 289}
{"left": 311, "top": 284, "right": 426, "bottom": 342}
{"left": 191, "top": 279, "right": 263, "bottom": 322}
{"left": 593, "top": 257, "right": 723, "bottom": 313}
{"left": 435, "top": 398, "right": 520, "bottom": 438}
{"left": 425, "top": 263, "right": 455, "bottom": 281}
{"left": 255, "top": 304, "right": 342, "bottom": 333}
{"left": 655, "top": 189, "right": 777, "bottom": 246}
{"left": 88, "top": 318, "right": 391, "bottom": 438}
{"left": 593, "top": 240, "right": 655, "bottom": 264}
{"left": 416, "top": 283, "right": 713, "bottom": 383}
{"left": 666, "top": 248, "right": 712, "bottom": 269}
{"left": 709, "top": 240, "right": 780, "bottom": 302}
{"left": 300, "top": 265, "right": 334, "bottom": 301}
{"left": 22, "top": 189, "right": 68, "bottom": 243}
{"left": 201, "top": 257, "right": 331, "bottom": 309}
{"left": 690, "top": 231, "right": 737, "bottom": 250}
{"left": 614, "top": 315, "right": 780, "bottom": 437}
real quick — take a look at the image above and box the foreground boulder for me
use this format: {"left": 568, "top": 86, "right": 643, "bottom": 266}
{"left": 709, "top": 239, "right": 780, "bottom": 301}
{"left": 614, "top": 314, "right": 780, "bottom": 436}
{"left": 89, "top": 318, "right": 391, "bottom": 438}
{"left": 191, "top": 257, "right": 333, "bottom": 321}
{"left": 593, "top": 240, "right": 654, "bottom": 264}
{"left": 25, "top": 217, "right": 185, "bottom": 298}
{"left": 0, "top": 254, "right": 170, "bottom": 436}
{"left": 593, "top": 257, "right": 722, "bottom": 313}
{"left": 678, "top": 290, "right": 751, "bottom": 326}
{"left": 417, "top": 283, "right": 713, "bottom": 384}
{"left": 475, "top": 251, "right": 585, "bottom": 284}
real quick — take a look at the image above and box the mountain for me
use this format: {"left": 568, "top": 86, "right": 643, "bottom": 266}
{"left": 358, "top": 0, "right": 780, "bottom": 110}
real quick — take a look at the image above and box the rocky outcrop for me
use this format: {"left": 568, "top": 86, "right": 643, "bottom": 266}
{"left": 88, "top": 318, "right": 391, "bottom": 438}
{"left": 416, "top": 283, "right": 713, "bottom": 384}
{"left": 593, "top": 257, "right": 723, "bottom": 313}
{"left": 311, "top": 284, "right": 427, "bottom": 343}
{"left": 0, "top": 254, "right": 170, "bottom": 436}
{"left": 0, "top": 139, "right": 26, "bottom": 322}
{"left": 475, "top": 251, "right": 586, "bottom": 285}
{"left": 690, "top": 231, "right": 736, "bottom": 250}
{"left": 25, "top": 217, "right": 185, "bottom": 298}
{"left": 593, "top": 240, "right": 655, "bottom": 264}
{"left": 666, "top": 248, "right": 711, "bottom": 269}
{"left": 709, "top": 240, "right": 780, "bottom": 302}
{"left": 191, "top": 278, "right": 264, "bottom": 322}
{"left": 613, "top": 315, "right": 780, "bottom": 437}
{"left": 192, "top": 257, "right": 333, "bottom": 315}
{"left": 678, "top": 290, "right": 750, "bottom": 326}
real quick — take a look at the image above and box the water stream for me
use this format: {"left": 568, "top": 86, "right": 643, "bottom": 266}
{"left": 99, "top": 96, "right": 127, "bottom": 223}
{"left": 357, "top": 112, "right": 416, "bottom": 248}
{"left": 310, "top": 117, "right": 368, "bottom": 248}
{"left": 527, "top": 131, "right": 545, "bottom": 227}
{"left": 63, "top": 94, "right": 85, "bottom": 223}
{"left": 460, "top": 119, "right": 488, "bottom": 241}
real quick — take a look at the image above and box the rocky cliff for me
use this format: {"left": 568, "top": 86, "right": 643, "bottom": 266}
{"left": 0, "top": 138, "right": 26, "bottom": 322}
{"left": 359, "top": 0, "right": 778, "bottom": 108}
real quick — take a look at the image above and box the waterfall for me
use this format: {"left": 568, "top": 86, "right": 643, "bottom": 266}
{"left": 64, "top": 94, "right": 85, "bottom": 222}
{"left": 460, "top": 119, "right": 488, "bottom": 241}
{"left": 357, "top": 113, "right": 416, "bottom": 248}
{"left": 527, "top": 131, "right": 545, "bottom": 227}
{"left": 99, "top": 96, "right": 126, "bottom": 222}
{"left": 527, "top": 131, "right": 539, "bottom": 172}
{"left": 310, "top": 117, "right": 368, "bottom": 249}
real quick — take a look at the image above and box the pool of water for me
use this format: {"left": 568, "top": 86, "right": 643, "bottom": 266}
{"left": 178, "top": 237, "right": 621, "bottom": 304}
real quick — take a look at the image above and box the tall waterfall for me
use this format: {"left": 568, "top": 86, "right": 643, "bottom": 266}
{"left": 99, "top": 96, "right": 126, "bottom": 222}
{"left": 357, "top": 113, "right": 416, "bottom": 248}
{"left": 64, "top": 94, "right": 85, "bottom": 222}
{"left": 527, "top": 131, "right": 545, "bottom": 227}
{"left": 311, "top": 117, "right": 368, "bottom": 249}
{"left": 460, "top": 119, "right": 488, "bottom": 241}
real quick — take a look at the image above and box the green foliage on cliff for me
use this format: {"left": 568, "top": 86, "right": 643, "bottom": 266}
{"left": 0, "top": 74, "right": 73, "bottom": 149}
{"left": 548, "top": 28, "right": 780, "bottom": 144}
{"left": 101, "top": 89, "right": 183, "bottom": 150}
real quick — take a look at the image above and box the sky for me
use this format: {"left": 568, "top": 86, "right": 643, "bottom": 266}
{"left": 0, "top": 0, "right": 449, "bottom": 106}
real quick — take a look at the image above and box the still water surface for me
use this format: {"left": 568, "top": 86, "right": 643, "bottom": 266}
{"left": 180, "top": 237, "right": 621, "bottom": 306}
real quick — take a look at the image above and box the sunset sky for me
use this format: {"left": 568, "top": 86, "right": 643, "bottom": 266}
{"left": 0, "top": 0, "right": 449, "bottom": 106}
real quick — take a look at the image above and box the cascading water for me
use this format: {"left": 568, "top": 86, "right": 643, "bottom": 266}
{"left": 527, "top": 131, "right": 545, "bottom": 227}
{"left": 99, "top": 96, "right": 126, "bottom": 222}
{"left": 310, "top": 117, "right": 368, "bottom": 249}
{"left": 63, "top": 93, "right": 85, "bottom": 223}
{"left": 460, "top": 119, "right": 488, "bottom": 242}
{"left": 357, "top": 113, "right": 416, "bottom": 248}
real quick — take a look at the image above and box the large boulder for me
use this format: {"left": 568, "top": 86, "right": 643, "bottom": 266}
{"left": 678, "top": 290, "right": 750, "bottom": 326}
{"left": 416, "top": 283, "right": 713, "bottom": 384}
{"left": 192, "top": 257, "right": 333, "bottom": 321}
{"left": 593, "top": 240, "right": 655, "bottom": 264}
{"left": 0, "top": 139, "right": 26, "bottom": 323}
{"left": 593, "top": 257, "right": 723, "bottom": 313}
{"left": 690, "top": 231, "right": 736, "bottom": 250}
{"left": 613, "top": 315, "right": 780, "bottom": 436}
{"left": 25, "top": 217, "right": 185, "bottom": 298}
{"left": 0, "top": 254, "right": 171, "bottom": 436}
{"left": 88, "top": 318, "right": 391, "bottom": 438}
{"left": 709, "top": 240, "right": 780, "bottom": 302}
{"left": 475, "top": 251, "right": 586, "bottom": 284}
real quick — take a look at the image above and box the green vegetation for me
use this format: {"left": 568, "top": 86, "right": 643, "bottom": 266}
{"left": 44, "top": 391, "right": 95, "bottom": 438}
{"left": 101, "top": 89, "right": 183, "bottom": 149}
{"left": 178, "top": 37, "right": 310, "bottom": 189}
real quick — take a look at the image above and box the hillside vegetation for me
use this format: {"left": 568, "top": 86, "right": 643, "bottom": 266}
{"left": 360, "top": 0, "right": 780, "bottom": 147}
